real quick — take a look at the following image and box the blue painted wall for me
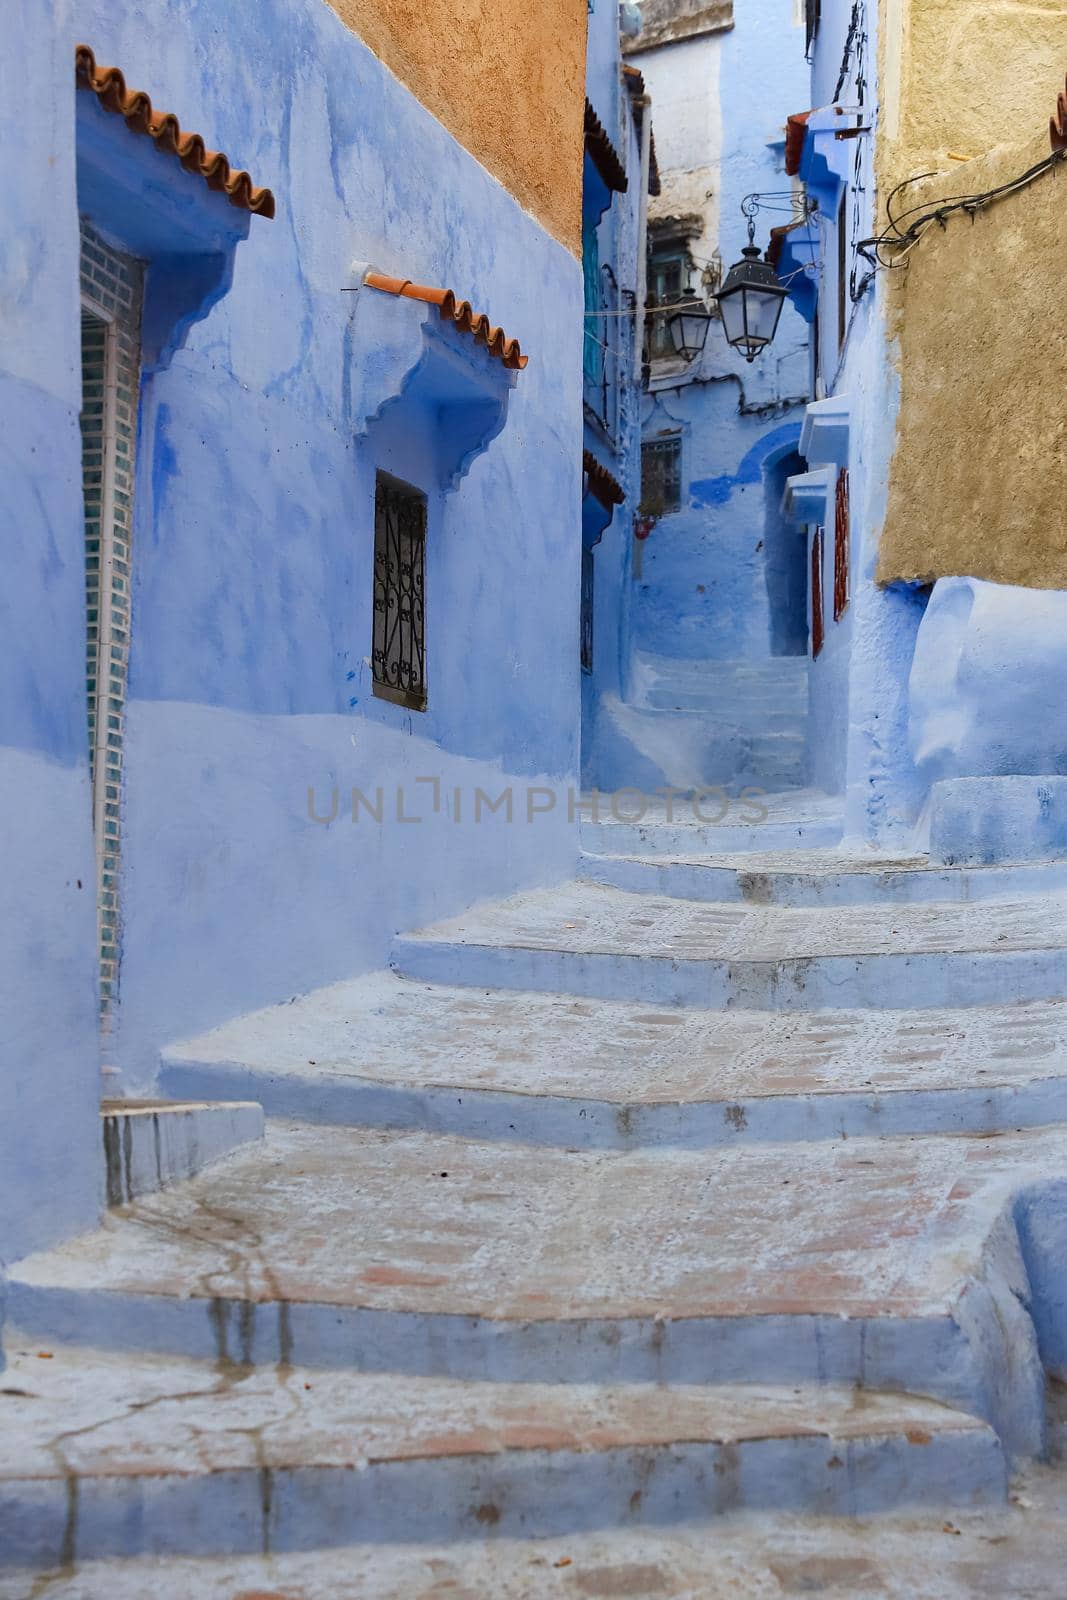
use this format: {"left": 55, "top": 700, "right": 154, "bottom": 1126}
{"left": 3, "top": 0, "right": 585, "bottom": 1257}
{"left": 0, "top": 5, "right": 103, "bottom": 1264}
{"left": 632, "top": 408, "right": 806, "bottom": 661}
{"left": 797, "top": 0, "right": 931, "bottom": 845}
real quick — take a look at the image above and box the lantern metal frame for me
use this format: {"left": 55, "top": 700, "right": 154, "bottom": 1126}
{"left": 715, "top": 193, "right": 813, "bottom": 363}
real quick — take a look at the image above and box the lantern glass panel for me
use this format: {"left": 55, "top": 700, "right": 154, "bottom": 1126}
{"left": 718, "top": 287, "right": 748, "bottom": 351}
{"left": 743, "top": 284, "right": 785, "bottom": 346}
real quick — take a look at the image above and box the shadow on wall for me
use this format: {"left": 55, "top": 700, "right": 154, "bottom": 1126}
{"left": 763, "top": 449, "right": 808, "bottom": 657}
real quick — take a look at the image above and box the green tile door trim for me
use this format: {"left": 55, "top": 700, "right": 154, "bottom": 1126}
{"left": 79, "top": 220, "right": 143, "bottom": 1020}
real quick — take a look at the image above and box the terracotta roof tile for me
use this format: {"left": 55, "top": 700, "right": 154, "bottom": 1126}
{"left": 363, "top": 272, "right": 528, "bottom": 371}
{"left": 585, "top": 98, "right": 629, "bottom": 195}
{"left": 583, "top": 449, "right": 625, "bottom": 510}
{"left": 784, "top": 110, "right": 812, "bottom": 177}
{"left": 623, "top": 67, "right": 662, "bottom": 196}
{"left": 1051, "top": 77, "right": 1067, "bottom": 151}
{"left": 75, "top": 44, "right": 275, "bottom": 218}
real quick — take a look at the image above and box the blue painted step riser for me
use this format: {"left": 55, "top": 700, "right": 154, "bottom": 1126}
{"left": 160, "top": 1060, "right": 1067, "bottom": 1152}
{"left": 4, "top": 1286, "right": 1033, "bottom": 1460}
{"left": 582, "top": 822, "right": 844, "bottom": 854}
{"left": 580, "top": 854, "right": 1067, "bottom": 906}
{"left": 391, "top": 943, "right": 1067, "bottom": 1012}
{"left": 0, "top": 1429, "right": 1007, "bottom": 1569}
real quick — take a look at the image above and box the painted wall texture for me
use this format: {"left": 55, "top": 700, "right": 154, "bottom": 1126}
{"left": 875, "top": 0, "right": 1067, "bottom": 585}
{"left": 324, "top": 0, "right": 588, "bottom": 252}
{"left": 785, "top": 0, "right": 935, "bottom": 846}
{"left": 792, "top": 0, "right": 1067, "bottom": 841}
{"left": 2, "top": 0, "right": 584, "bottom": 1259}
{"left": 878, "top": 128, "right": 1067, "bottom": 588}
{"left": 0, "top": 1, "right": 104, "bottom": 1263}
{"left": 881, "top": 0, "right": 1067, "bottom": 174}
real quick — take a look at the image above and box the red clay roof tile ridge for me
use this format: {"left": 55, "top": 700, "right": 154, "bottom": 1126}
{"left": 362, "top": 271, "right": 528, "bottom": 371}
{"left": 75, "top": 44, "right": 275, "bottom": 218}
{"left": 784, "top": 110, "right": 813, "bottom": 177}
{"left": 583, "top": 449, "right": 626, "bottom": 510}
{"left": 620, "top": 72, "right": 661, "bottom": 196}
{"left": 585, "top": 98, "right": 629, "bottom": 195}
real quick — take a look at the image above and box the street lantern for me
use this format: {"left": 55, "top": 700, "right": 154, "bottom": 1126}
{"left": 666, "top": 295, "right": 713, "bottom": 361}
{"left": 715, "top": 244, "right": 788, "bottom": 362}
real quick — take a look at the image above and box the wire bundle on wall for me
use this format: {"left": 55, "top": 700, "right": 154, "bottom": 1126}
{"left": 858, "top": 147, "right": 1067, "bottom": 271}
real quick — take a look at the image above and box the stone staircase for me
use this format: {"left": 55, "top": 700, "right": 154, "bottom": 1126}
{"left": 595, "top": 652, "right": 812, "bottom": 793}
{"left": 5, "top": 789, "right": 1067, "bottom": 1592}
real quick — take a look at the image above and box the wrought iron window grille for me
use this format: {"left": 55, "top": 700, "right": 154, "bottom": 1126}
{"left": 641, "top": 435, "right": 683, "bottom": 517}
{"left": 372, "top": 471, "right": 427, "bottom": 712}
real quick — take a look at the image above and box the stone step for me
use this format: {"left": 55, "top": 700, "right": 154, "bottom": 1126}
{"left": 641, "top": 688, "right": 809, "bottom": 718}
{"left": 634, "top": 653, "right": 810, "bottom": 687}
{"left": 580, "top": 850, "right": 1067, "bottom": 907}
{"left": 100, "top": 1098, "right": 264, "bottom": 1205}
{"left": 160, "top": 976, "right": 1067, "bottom": 1149}
{"left": 0, "top": 1339, "right": 1004, "bottom": 1568}
{"left": 581, "top": 789, "right": 844, "bottom": 855}
{"left": 5, "top": 1479, "right": 1062, "bottom": 1600}
{"left": 9, "top": 1120, "right": 1065, "bottom": 1461}
{"left": 391, "top": 882, "right": 1067, "bottom": 1011}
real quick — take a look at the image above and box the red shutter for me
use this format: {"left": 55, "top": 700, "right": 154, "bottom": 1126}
{"left": 811, "top": 526, "right": 825, "bottom": 658}
{"left": 833, "top": 468, "right": 850, "bottom": 622}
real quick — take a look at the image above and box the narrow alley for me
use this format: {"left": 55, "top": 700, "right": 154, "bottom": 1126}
{"left": 5, "top": 0, "right": 1067, "bottom": 1595}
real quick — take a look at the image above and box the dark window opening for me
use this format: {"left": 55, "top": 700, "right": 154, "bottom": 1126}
{"left": 805, "top": 0, "right": 821, "bottom": 54}
{"left": 582, "top": 210, "right": 604, "bottom": 396}
{"left": 811, "top": 526, "right": 825, "bottom": 659}
{"left": 372, "top": 471, "right": 427, "bottom": 711}
{"left": 647, "top": 240, "right": 688, "bottom": 359}
{"left": 833, "top": 468, "right": 850, "bottom": 622}
{"left": 641, "top": 435, "right": 683, "bottom": 516}
{"left": 580, "top": 547, "right": 595, "bottom": 674}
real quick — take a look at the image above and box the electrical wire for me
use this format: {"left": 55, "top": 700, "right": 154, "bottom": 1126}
{"left": 858, "top": 148, "right": 1066, "bottom": 270}
{"left": 832, "top": 1, "right": 864, "bottom": 103}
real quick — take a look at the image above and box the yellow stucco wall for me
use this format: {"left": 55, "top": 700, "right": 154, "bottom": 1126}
{"left": 877, "top": 133, "right": 1067, "bottom": 587}
{"left": 876, "top": 0, "right": 1067, "bottom": 585}
{"left": 323, "top": 0, "right": 588, "bottom": 254}
{"left": 886, "top": 0, "right": 1067, "bottom": 169}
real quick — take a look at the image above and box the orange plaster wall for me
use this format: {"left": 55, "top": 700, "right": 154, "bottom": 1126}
{"left": 324, "top": 0, "right": 589, "bottom": 253}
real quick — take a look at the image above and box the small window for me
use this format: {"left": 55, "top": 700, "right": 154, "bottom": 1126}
{"left": 580, "top": 547, "right": 595, "bottom": 674}
{"left": 647, "top": 241, "right": 688, "bottom": 359}
{"left": 804, "top": 0, "right": 821, "bottom": 53}
{"left": 372, "top": 471, "right": 427, "bottom": 711}
{"left": 641, "top": 436, "right": 683, "bottom": 517}
{"left": 583, "top": 211, "right": 604, "bottom": 395}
